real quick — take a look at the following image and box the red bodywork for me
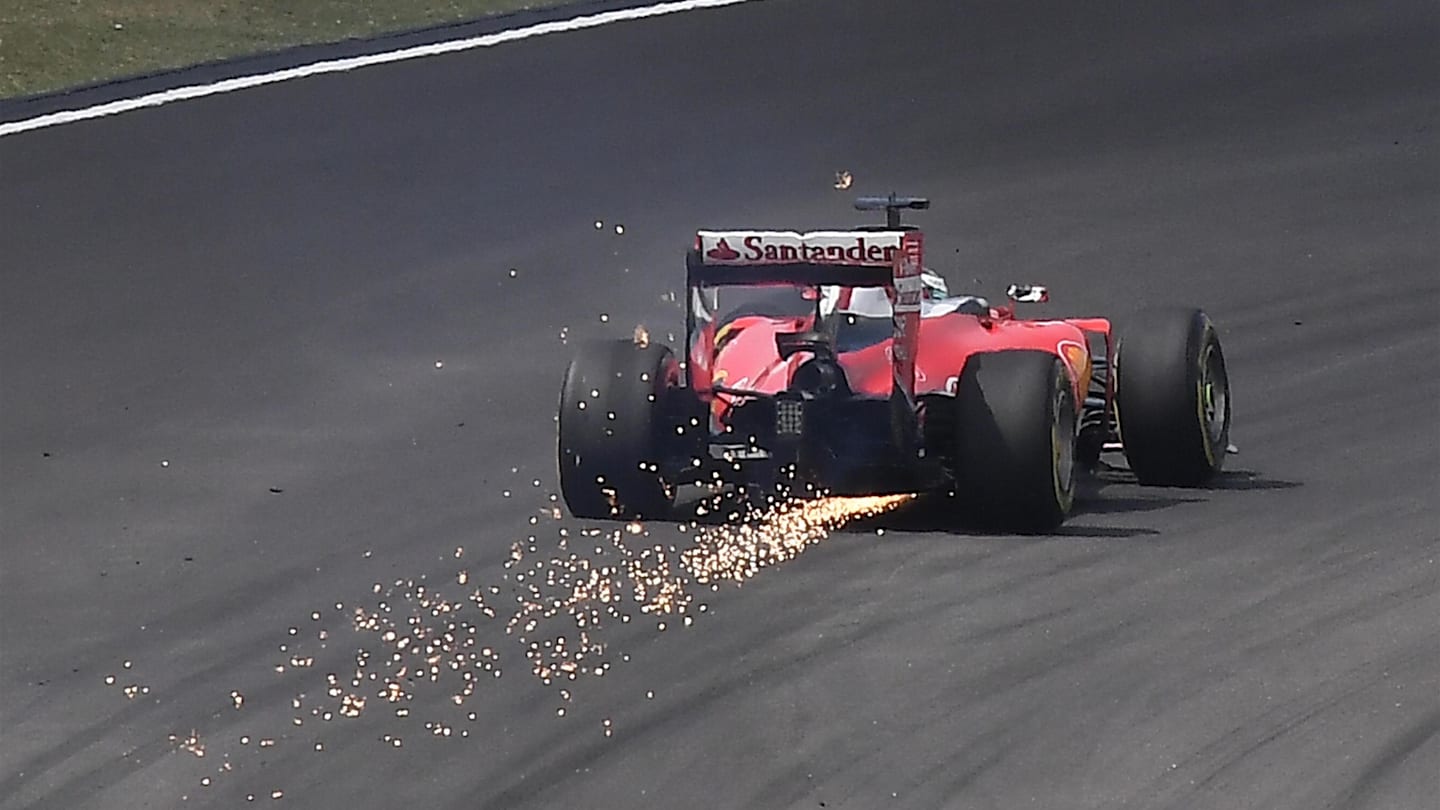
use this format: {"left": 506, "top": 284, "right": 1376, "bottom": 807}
{"left": 696, "top": 307, "right": 1111, "bottom": 428}
{"left": 685, "top": 228, "right": 1114, "bottom": 438}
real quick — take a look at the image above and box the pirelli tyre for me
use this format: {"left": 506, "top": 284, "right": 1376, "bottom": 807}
{"left": 951, "top": 350, "right": 1077, "bottom": 533}
{"left": 1114, "top": 308, "right": 1231, "bottom": 486}
{"left": 558, "top": 340, "right": 681, "bottom": 520}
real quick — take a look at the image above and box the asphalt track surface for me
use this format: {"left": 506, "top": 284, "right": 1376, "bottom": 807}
{"left": 2, "top": 1, "right": 1438, "bottom": 807}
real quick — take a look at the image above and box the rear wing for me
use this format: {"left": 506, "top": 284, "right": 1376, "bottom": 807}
{"left": 685, "top": 227, "right": 925, "bottom": 419}
{"left": 686, "top": 230, "right": 907, "bottom": 287}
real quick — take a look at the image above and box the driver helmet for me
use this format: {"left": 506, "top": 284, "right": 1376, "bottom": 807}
{"left": 921, "top": 268, "right": 949, "bottom": 301}
{"left": 819, "top": 269, "right": 952, "bottom": 318}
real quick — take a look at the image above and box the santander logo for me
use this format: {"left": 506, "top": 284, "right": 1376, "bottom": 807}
{"left": 697, "top": 230, "right": 903, "bottom": 267}
{"left": 706, "top": 238, "right": 740, "bottom": 261}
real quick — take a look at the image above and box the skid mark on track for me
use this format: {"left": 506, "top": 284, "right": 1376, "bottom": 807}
{"left": 1330, "top": 706, "right": 1440, "bottom": 810}
{"left": 1144, "top": 640, "right": 1440, "bottom": 810}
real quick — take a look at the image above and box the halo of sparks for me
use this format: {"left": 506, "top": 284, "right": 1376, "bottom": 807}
{"left": 119, "top": 488, "right": 911, "bottom": 800}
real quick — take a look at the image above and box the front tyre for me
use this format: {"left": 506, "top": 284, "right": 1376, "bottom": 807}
{"left": 558, "top": 340, "right": 681, "bottom": 520}
{"left": 951, "top": 350, "right": 1077, "bottom": 533}
{"left": 1115, "top": 308, "right": 1231, "bottom": 486}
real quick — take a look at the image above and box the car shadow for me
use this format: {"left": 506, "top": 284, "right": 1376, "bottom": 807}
{"left": 1053, "top": 524, "right": 1162, "bottom": 538}
{"left": 838, "top": 493, "right": 1166, "bottom": 539}
{"left": 1207, "top": 469, "right": 1303, "bottom": 491}
{"left": 669, "top": 487, "right": 1173, "bottom": 538}
{"left": 667, "top": 464, "right": 1297, "bottom": 538}
{"left": 1092, "top": 460, "right": 1302, "bottom": 492}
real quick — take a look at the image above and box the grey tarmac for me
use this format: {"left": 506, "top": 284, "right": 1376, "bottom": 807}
{"left": 1, "top": 0, "right": 1437, "bottom": 807}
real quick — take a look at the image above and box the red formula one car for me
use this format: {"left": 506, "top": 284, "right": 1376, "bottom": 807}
{"left": 558, "top": 195, "right": 1231, "bottom": 531}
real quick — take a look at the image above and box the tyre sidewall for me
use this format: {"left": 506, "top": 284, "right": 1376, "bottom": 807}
{"left": 1115, "top": 308, "right": 1230, "bottom": 485}
{"left": 952, "top": 350, "right": 1076, "bottom": 532}
{"left": 557, "top": 341, "right": 679, "bottom": 519}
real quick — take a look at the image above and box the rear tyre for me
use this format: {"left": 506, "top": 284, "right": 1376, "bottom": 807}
{"left": 951, "top": 350, "right": 1077, "bottom": 533}
{"left": 1115, "top": 308, "right": 1230, "bottom": 486}
{"left": 558, "top": 340, "right": 681, "bottom": 520}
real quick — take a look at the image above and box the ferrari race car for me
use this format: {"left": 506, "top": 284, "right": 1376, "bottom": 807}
{"left": 557, "top": 195, "right": 1231, "bottom": 531}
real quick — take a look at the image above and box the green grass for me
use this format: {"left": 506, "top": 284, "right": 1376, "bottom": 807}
{"left": 0, "top": 1, "right": 560, "bottom": 99}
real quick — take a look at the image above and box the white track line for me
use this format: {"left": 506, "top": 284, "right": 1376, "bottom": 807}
{"left": 0, "top": 0, "right": 753, "bottom": 138}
